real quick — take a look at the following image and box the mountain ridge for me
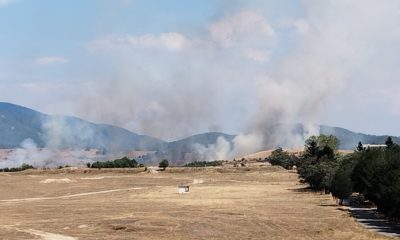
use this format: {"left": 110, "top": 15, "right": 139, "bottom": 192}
{"left": 0, "top": 102, "right": 398, "bottom": 163}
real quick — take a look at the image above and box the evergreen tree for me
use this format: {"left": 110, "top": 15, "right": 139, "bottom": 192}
{"left": 356, "top": 141, "right": 363, "bottom": 152}
{"left": 298, "top": 135, "right": 340, "bottom": 192}
{"left": 304, "top": 138, "right": 319, "bottom": 158}
{"left": 159, "top": 159, "right": 169, "bottom": 170}
{"left": 385, "top": 136, "right": 394, "bottom": 148}
{"left": 331, "top": 156, "right": 357, "bottom": 200}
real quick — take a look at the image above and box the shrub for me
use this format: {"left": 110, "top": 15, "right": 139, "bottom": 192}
{"left": 89, "top": 157, "right": 138, "bottom": 169}
{"left": 183, "top": 160, "right": 223, "bottom": 167}
{"left": 267, "top": 148, "right": 298, "bottom": 170}
{"left": 159, "top": 159, "right": 169, "bottom": 170}
{"left": 0, "top": 163, "right": 35, "bottom": 172}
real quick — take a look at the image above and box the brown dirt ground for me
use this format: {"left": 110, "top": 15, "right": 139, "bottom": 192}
{"left": 0, "top": 166, "right": 393, "bottom": 240}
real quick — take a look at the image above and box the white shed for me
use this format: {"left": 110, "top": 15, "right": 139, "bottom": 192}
{"left": 178, "top": 185, "right": 190, "bottom": 194}
{"left": 362, "top": 144, "right": 387, "bottom": 149}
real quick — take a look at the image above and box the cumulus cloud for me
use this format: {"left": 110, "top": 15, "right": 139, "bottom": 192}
{"left": 208, "top": 11, "right": 275, "bottom": 47}
{"left": 88, "top": 32, "right": 191, "bottom": 52}
{"left": 90, "top": 11, "right": 276, "bottom": 53}
{"left": 35, "top": 56, "right": 68, "bottom": 65}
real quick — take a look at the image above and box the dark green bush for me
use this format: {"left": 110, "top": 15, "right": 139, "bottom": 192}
{"left": 90, "top": 157, "right": 138, "bottom": 169}
{"left": 183, "top": 160, "right": 223, "bottom": 167}
{"left": 267, "top": 148, "right": 298, "bottom": 170}
{"left": 0, "top": 163, "right": 35, "bottom": 172}
{"left": 159, "top": 159, "right": 169, "bottom": 169}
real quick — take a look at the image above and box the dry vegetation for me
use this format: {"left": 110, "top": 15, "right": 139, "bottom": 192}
{"left": 243, "top": 149, "right": 354, "bottom": 160}
{"left": 0, "top": 164, "right": 392, "bottom": 240}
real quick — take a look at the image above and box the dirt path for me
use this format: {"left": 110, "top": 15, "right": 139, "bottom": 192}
{"left": 2, "top": 226, "right": 76, "bottom": 240}
{"left": 349, "top": 207, "right": 400, "bottom": 238}
{"left": 0, "top": 187, "right": 144, "bottom": 203}
{"left": 21, "top": 229, "right": 77, "bottom": 240}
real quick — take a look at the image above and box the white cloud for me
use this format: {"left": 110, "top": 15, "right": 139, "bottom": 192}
{"left": 208, "top": 11, "right": 275, "bottom": 47}
{"left": 0, "top": 0, "right": 16, "bottom": 7}
{"left": 242, "top": 48, "right": 270, "bottom": 63}
{"left": 34, "top": 56, "right": 68, "bottom": 65}
{"left": 88, "top": 32, "right": 190, "bottom": 52}
{"left": 88, "top": 10, "right": 276, "bottom": 66}
{"left": 88, "top": 11, "right": 276, "bottom": 55}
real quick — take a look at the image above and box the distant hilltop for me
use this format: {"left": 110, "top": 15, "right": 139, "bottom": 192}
{"left": 0, "top": 102, "right": 398, "bottom": 163}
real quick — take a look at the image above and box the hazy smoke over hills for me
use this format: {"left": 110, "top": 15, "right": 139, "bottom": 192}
{"left": 70, "top": 0, "right": 400, "bottom": 160}
{"left": 3, "top": 1, "right": 400, "bottom": 165}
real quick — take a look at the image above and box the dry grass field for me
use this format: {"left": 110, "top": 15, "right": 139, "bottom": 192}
{"left": 243, "top": 149, "right": 354, "bottom": 160}
{"left": 0, "top": 165, "right": 392, "bottom": 240}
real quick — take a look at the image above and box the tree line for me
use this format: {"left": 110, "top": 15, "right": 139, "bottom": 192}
{"left": 183, "top": 160, "right": 223, "bottom": 167}
{"left": 88, "top": 156, "right": 140, "bottom": 169}
{"left": 0, "top": 163, "right": 35, "bottom": 172}
{"left": 333, "top": 137, "right": 400, "bottom": 218}
{"left": 267, "top": 135, "right": 400, "bottom": 219}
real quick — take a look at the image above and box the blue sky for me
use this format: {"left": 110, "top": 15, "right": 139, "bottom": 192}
{"left": 0, "top": 0, "right": 217, "bottom": 55}
{"left": 1, "top": 0, "right": 400, "bottom": 140}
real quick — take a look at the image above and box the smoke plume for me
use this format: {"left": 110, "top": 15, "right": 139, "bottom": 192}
{"left": 79, "top": 1, "right": 365, "bottom": 159}
{"left": 6, "top": 1, "right": 400, "bottom": 164}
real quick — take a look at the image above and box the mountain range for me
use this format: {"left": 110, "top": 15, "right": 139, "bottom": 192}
{"left": 0, "top": 102, "right": 398, "bottom": 163}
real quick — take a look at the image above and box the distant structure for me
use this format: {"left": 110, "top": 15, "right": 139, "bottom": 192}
{"left": 362, "top": 144, "right": 387, "bottom": 149}
{"left": 178, "top": 185, "right": 190, "bottom": 194}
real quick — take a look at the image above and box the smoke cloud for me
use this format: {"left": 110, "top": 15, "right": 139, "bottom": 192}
{"left": 79, "top": 1, "right": 361, "bottom": 158}
{"left": 0, "top": 139, "right": 51, "bottom": 168}
{"left": 0, "top": 137, "right": 105, "bottom": 168}
{"left": 5, "top": 1, "right": 400, "bottom": 164}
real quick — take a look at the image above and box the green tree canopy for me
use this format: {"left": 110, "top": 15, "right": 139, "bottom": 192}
{"left": 267, "top": 148, "right": 298, "bottom": 170}
{"left": 298, "top": 135, "right": 341, "bottom": 192}
{"left": 331, "top": 155, "right": 358, "bottom": 200}
{"left": 159, "top": 159, "right": 169, "bottom": 169}
{"left": 385, "top": 136, "right": 394, "bottom": 148}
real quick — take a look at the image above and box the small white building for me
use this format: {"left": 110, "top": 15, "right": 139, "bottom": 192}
{"left": 178, "top": 185, "right": 190, "bottom": 194}
{"left": 362, "top": 144, "right": 387, "bottom": 149}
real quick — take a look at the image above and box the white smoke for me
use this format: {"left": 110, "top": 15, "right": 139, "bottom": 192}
{"left": 0, "top": 139, "right": 53, "bottom": 168}
{"left": 191, "top": 133, "right": 264, "bottom": 161}
{"left": 1, "top": 137, "right": 103, "bottom": 168}
{"left": 78, "top": 1, "right": 400, "bottom": 159}
{"left": 192, "top": 136, "right": 231, "bottom": 161}
{"left": 205, "top": 0, "right": 400, "bottom": 158}
{"left": 42, "top": 116, "right": 97, "bottom": 150}
{"left": 7, "top": 1, "right": 400, "bottom": 164}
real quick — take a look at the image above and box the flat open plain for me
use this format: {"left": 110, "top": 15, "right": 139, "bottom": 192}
{"left": 0, "top": 166, "right": 392, "bottom": 240}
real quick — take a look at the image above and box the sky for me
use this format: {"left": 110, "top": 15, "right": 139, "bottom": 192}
{"left": 1, "top": 0, "right": 400, "bottom": 140}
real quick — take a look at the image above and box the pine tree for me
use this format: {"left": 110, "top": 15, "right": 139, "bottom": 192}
{"left": 305, "top": 138, "right": 318, "bottom": 158}
{"left": 356, "top": 141, "right": 363, "bottom": 151}
{"left": 385, "top": 136, "right": 394, "bottom": 148}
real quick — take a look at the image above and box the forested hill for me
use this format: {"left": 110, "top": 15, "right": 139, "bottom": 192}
{"left": 0, "top": 102, "right": 398, "bottom": 154}
{"left": 0, "top": 102, "right": 167, "bottom": 151}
